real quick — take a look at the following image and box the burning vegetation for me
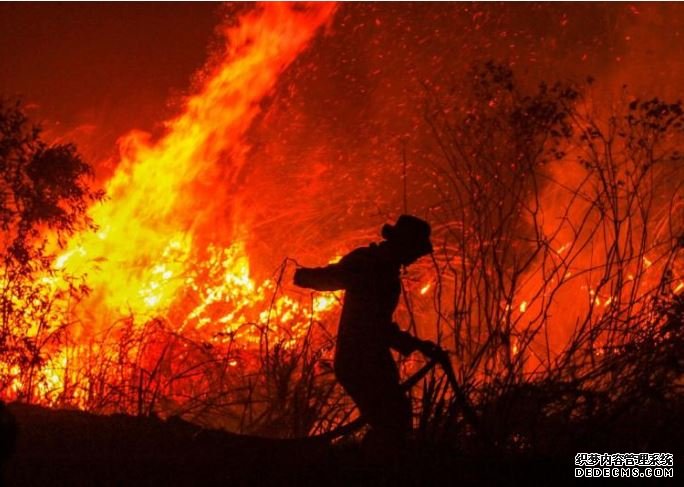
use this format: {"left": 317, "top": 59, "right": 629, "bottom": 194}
{"left": 2, "top": 4, "right": 342, "bottom": 432}
{"left": 0, "top": 2, "right": 682, "bottom": 480}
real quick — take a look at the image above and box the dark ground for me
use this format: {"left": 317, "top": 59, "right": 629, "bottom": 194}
{"left": 1, "top": 402, "right": 677, "bottom": 486}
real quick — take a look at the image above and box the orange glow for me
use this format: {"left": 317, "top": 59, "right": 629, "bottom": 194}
{"left": 1, "top": 2, "right": 681, "bottom": 425}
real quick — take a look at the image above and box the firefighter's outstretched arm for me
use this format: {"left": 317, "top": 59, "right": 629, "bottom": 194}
{"left": 294, "top": 263, "right": 350, "bottom": 291}
{"left": 293, "top": 249, "right": 367, "bottom": 291}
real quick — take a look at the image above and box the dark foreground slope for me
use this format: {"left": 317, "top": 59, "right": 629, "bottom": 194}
{"left": 4, "top": 403, "right": 340, "bottom": 486}
{"left": 2, "top": 402, "right": 679, "bottom": 486}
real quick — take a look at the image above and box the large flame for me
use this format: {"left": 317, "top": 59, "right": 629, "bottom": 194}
{"left": 59, "top": 3, "right": 336, "bottom": 320}
{"left": 2, "top": 3, "right": 340, "bottom": 407}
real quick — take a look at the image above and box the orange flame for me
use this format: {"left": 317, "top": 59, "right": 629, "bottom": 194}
{"left": 59, "top": 3, "right": 336, "bottom": 322}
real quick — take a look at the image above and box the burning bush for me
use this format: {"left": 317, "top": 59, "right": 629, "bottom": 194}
{"left": 0, "top": 99, "right": 101, "bottom": 403}
{"left": 416, "top": 62, "right": 683, "bottom": 453}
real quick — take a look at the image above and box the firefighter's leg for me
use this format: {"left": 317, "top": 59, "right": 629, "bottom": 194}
{"left": 339, "top": 366, "right": 411, "bottom": 466}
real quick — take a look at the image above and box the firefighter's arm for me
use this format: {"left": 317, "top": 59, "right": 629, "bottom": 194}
{"left": 293, "top": 264, "right": 349, "bottom": 291}
{"left": 293, "top": 250, "right": 366, "bottom": 291}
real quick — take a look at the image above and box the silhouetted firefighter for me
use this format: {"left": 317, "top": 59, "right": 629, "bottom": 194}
{"left": 294, "top": 215, "right": 440, "bottom": 450}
